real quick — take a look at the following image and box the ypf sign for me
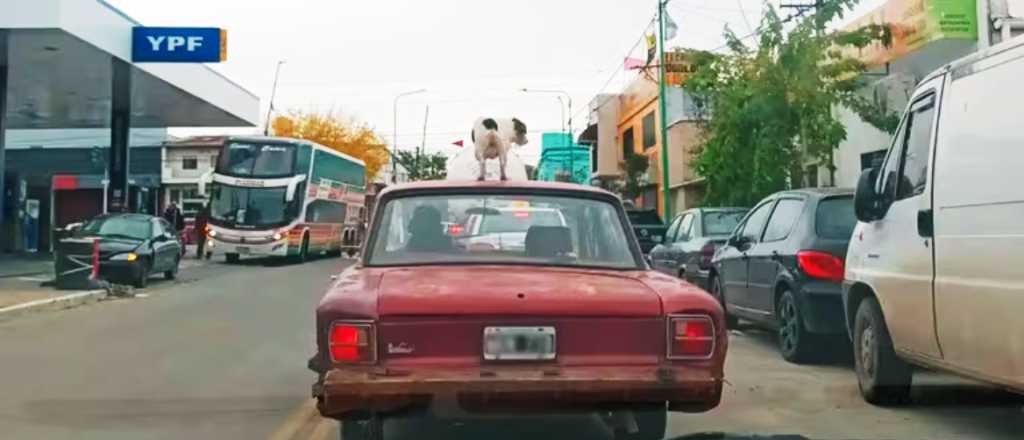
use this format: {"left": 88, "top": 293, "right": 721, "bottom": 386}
{"left": 132, "top": 27, "right": 227, "bottom": 63}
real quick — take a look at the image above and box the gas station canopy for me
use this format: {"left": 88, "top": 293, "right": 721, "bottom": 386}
{"left": 1, "top": 0, "right": 259, "bottom": 129}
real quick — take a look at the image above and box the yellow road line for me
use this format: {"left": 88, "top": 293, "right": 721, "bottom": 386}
{"left": 308, "top": 417, "right": 337, "bottom": 440}
{"left": 268, "top": 398, "right": 319, "bottom": 440}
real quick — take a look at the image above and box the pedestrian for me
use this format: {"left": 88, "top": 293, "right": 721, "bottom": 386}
{"left": 163, "top": 202, "right": 185, "bottom": 234}
{"left": 193, "top": 204, "right": 210, "bottom": 259}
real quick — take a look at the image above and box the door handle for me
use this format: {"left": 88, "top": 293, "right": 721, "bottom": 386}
{"left": 917, "top": 209, "right": 933, "bottom": 238}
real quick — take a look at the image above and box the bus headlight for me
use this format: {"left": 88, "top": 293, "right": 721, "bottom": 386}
{"left": 207, "top": 229, "right": 217, "bottom": 238}
{"left": 272, "top": 232, "right": 283, "bottom": 241}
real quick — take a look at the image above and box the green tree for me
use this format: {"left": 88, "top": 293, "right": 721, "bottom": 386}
{"left": 394, "top": 149, "right": 448, "bottom": 181}
{"left": 687, "top": 0, "right": 895, "bottom": 206}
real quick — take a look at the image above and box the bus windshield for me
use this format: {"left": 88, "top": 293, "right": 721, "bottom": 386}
{"left": 217, "top": 142, "right": 296, "bottom": 177}
{"left": 209, "top": 185, "right": 296, "bottom": 227}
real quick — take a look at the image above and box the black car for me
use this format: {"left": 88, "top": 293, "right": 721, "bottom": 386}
{"left": 625, "top": 208, "right": 668, "bottom": 254}
{"left": 648, "top": 207, "right": 748, "bottom": 290}
{"left": 75, "top": 214, "right": 183, "bottom": 288}
{"left": 708, "top": 188, "right": 857, "bottom": 363}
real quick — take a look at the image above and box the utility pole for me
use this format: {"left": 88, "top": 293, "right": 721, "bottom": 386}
{"left": 392, "top": 89, "right": 427, "bottom": 183}
{"left": 264, "top": 60, "right": 285, "bottom": 136}
{"left": 657, "top": 0, "right": 673, "bottom": 220}
{"left": 419, "top": 105, "right": 429, "bottom": 180}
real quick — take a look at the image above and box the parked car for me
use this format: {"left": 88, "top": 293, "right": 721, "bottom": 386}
{"left": 309, "top": 180, "right": 727, "bottom": 440}
{"left": 625, "top": 207, "right": 668, "bottom": 254}
{"left": 456, "top": 206, "right": 567, "bottom": 252}
{"left": 649, "top": 207, "right": 748, "bottom": 290}
{"left": 709, "top": 188, "right": 856, "bottom": 363}
{"left": 845, "top": 40, "right": 1024, "bottom": 405}
{"left": 74, "top": 213, "right": 183, "bottom": 288}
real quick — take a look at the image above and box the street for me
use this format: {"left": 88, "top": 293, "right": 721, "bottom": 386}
{"left": 0, "top": 256, "right": 1020, "bottom": 440}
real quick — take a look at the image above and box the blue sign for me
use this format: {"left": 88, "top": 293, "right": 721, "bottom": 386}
{"left": 132, "top": 27, "right": 227, "bottom": 63}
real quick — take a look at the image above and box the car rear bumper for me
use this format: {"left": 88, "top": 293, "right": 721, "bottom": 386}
{"left": 316, "top": 364, "right": 722, "bottom": 418}
{"left": 798, "top": 281, "right": 845, "bottom": 335}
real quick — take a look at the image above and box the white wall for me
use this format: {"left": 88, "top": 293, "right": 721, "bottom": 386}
{"left": 162, "top": 146, "right": 219, "bottom": 184}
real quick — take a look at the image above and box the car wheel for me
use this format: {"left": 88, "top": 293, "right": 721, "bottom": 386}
{"left": 341, "top": 415, "right": 383, "bottom": 440}
{"left": 615, "top": 405, "right": 667, "bottom": 440}
{"left": 854, "top": 297, "right": 912, "bottom": 405}
{"left": 710, "top": 276, "right": 738, "bottom": 328}
{"left": 164, "top": 256, "right": 179, "bottom": 280}
{"left": 225, "top": 253, "right": 240, "bottom": 264}
{"left": 133, "top": 260, "right": 150, "bottom": 288}
{"left": 777, "top": 289, "right": 817, "bottom": 363}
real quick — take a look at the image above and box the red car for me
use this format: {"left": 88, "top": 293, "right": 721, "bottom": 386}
{"left": 309, "top": 181, "right": 727, "bottom": 440}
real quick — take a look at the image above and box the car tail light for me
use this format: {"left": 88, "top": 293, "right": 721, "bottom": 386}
{"left": 667, "top": 315, "right": 715, "bottom": 359}
{"left": 329, "top": 322, "right": 376, "bottom": 363}
{"left": 699, "top": 242, "right": 716, "bottom": 270}
{"left": 448, "top": 224, "right": 464, "bottom": 235}
{"left": 797, "top": 250, "right": 845, "bottom": 282}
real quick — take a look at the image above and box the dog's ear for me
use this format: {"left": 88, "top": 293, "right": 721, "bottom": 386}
{"left": 512, "top": 118, "right": 527, "bottom": 136}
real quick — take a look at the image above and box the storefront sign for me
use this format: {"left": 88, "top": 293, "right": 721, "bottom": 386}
{"left": 664, "top": 51, "right": 699, "bottom": 86}
{"left": 841, "top": 0, "right": 976, "bottom": 67}
{"left": 132, "top": 27, "right": 227, "bottom": 63}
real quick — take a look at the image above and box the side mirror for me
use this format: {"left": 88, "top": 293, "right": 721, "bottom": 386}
{"left": 285, "top": 174, "right": 307, "bottom": 203}
{"left": 728, "top": 235, "right": 750, "bottom": 250}
{"left": 854, "top": 168, "right": 882, "bottom": 222}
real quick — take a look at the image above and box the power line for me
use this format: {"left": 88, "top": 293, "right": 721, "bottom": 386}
{"left": 707, "top": 7, "right": 809, "bottom": 53}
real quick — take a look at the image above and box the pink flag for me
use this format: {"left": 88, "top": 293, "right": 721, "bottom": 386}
{"left": 624, "top": 57, "right": 646, "bottom": 70}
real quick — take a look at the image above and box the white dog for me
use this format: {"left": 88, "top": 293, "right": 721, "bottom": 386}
{"left": 471, "top": 117, "right": 528, "bottom": 181}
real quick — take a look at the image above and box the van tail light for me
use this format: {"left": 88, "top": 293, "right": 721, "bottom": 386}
{"left": 797, "top": 250, "right": 845, "bottom": 282}
{"left": 699, "top": 242, "right": 716, "bottom": 270}
{"left": 667, "top": 315, "right": 715, "bottom": 359}
{"left": 329, "top": 322, "right": 376, "bottom": 364}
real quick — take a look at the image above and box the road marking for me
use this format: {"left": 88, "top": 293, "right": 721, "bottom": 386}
{"left": 308, "top": 417, "right": 336, "bottom": 440}
{"left": 267, "top": 398, "right": 319, "bottom": 440}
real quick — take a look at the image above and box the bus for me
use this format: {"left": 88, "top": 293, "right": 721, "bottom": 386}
{"left": 201, "top": 136, "right": 366, "bottom": 263}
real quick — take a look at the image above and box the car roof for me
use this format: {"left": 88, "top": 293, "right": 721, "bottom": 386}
{"left": 378, "top": 180, "right": 617, "bottom": 198}
{"left": 97, "top": 213, "right": 153, "bottom": 221}
{"left": 773, "top": 187, "right": 854, "bottom": 199}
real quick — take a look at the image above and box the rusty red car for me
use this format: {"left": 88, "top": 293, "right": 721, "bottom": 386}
{"left": 309, "top": 180, "right": 728, "bottom": 440}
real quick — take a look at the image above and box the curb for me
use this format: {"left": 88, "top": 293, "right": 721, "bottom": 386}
{"left": 0, "top": 271, "right": 49, "bottom": 280}
{"left": 0, "top": 289, "right": 107, "bottom": 321}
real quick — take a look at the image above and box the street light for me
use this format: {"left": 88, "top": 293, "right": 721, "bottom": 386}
{"left": 521, "top": 88, "right": 573, "bottom": 140}
{"left": 264, "top": 60, "right": 286, "bottom": 136}
{"left": 392, "top": 88, "right": 427, "bottom": 183}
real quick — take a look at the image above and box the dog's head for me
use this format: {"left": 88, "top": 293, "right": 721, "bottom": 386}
{"left": 511, "top": 118, "right": 528, "bottom": 145}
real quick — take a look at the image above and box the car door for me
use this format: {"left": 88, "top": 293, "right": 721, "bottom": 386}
{"left": 649, "top": 215, "right": 682, "bottom": 274}
{"left": 746, "top": 197, "right": 806, "bottom": 315}
{"left": 152, "top": 219, "right": 176, "bottom": 272}
{"left": 861, "top": 85, "right": 942, "bottom": 358}
{"left": 719, "top": 200, "right": 774, "bottom": 312}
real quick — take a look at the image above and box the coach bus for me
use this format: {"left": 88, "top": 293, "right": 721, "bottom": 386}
{"left": 202, "top": 136, "right": 366, "bottom": 263}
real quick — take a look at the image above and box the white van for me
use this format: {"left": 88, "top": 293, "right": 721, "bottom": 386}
{"left": 844, "top": 37, "right": 1024, "bottom": 404}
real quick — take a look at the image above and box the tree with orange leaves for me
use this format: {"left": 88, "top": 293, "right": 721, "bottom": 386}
{"left": 271, "top": 110, "right": 390, "bottom": 182}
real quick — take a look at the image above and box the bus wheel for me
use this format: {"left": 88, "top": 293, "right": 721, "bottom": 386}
{"left": 295, "top": 235, "right": 310, "bottom": 264}
{"left": 226, "top": 253, "right": 239, "bottom": 264}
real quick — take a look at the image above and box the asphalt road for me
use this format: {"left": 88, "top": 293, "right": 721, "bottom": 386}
{"left": 1, "top": 256, "right": 1022, "bottom": 440}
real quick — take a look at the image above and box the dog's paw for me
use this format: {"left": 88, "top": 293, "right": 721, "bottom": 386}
{"left": 477, "top": 176, "right": 485, "bottom": 181}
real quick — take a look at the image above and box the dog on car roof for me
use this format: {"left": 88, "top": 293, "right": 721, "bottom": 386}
{"left": 471, "top": 117, "right": 528, "bottom": 181}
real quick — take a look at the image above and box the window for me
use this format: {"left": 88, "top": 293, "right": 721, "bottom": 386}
{"left": 898, "top": 96, "right": 935, "bottom": 199}
{"left": 305, "top": 200, "right": 347, "bottom": 223}
{"left": 622, "top": 127, "right": 635, "bottom": 159}
{"left": 703, "top": 210, "right": 747, "bottom": 236}
{"left": 762, "top": 199, "right": 804, "bottom": 242}
{"left": 642, "top": 112, "right": 656, "bottom": 149}
{"left": 739, "top": 202, "right": 773, "bottom": 242}
{"left": 182, "top": 156, "right": 198, "bottom": 170}
{"left": 816, "top": 196, "right": 857, "bottom": 239}
{"left": 675, "top": 214, "right": 694, "bottom": 242}
{"left": 664, "top": 216, "right": 683, "bottom": 243}
{"left": 877, "top": 120, "right": 905, "bottom": 200}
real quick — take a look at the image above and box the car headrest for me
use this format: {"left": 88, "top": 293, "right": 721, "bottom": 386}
{"left": 525, "top": 226, "right": 572, "bottom": 258}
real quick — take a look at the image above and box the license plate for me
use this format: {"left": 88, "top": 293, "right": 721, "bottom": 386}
{"left": 236, "top": 246, "right": 250, "bottom": 254}
{"left": 483, "top": 326, "right": 556, "bottom": 360}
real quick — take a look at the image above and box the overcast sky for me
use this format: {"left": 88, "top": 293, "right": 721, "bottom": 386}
{"left": 109, "top": 0, "right": 885, "bottom": 164}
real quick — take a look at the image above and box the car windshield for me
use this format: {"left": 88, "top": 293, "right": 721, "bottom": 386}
{"left": 627, "top": 209, "right": 662, "bottom": 225}
{"left": 209, "top": 184, "right": 291, "bottom": 226}
{"left": 816, "top": 196, "right": 857, "bottom": 239}
{"left": 216, "top": 142, "right": 295, "bottom": 177}
{"left": 78, "top": 216, "right": 151, "bottom": 240}
{"left": 703, "top": 210, "right": 748, "bottom": 236}
{"left": 369, "top": 194, "right": 638, "bottom": 269}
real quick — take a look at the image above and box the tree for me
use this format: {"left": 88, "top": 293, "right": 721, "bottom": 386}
{"left": 271, "top": 110, "right": 390, "bottom": 181}
{"left": 620, "top": 152, "right": 650, "bottom": 200}
{"left": 394, "top": 149, "right": 448, "bottom": 181}
{"left": 687, "top": 0, "right": 895, "bottom": 206}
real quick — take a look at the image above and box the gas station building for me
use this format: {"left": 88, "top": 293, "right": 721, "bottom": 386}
{"left": 1, "top": 0, "right": 259, "bottom": 252}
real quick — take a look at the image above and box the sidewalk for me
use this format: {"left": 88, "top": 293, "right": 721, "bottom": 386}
{"left": 0, "top": 253, "right": 54, "bottom": 279}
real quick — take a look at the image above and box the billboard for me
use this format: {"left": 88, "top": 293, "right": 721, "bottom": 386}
{"left": 841, "top": 0, "right": 977, "bottom": 67}
{"left": 132, "top": 27, "right": 227, "bottom": 63}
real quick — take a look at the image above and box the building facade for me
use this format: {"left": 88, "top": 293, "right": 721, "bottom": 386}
{"left": 161, "top": 136, "right": 225, "bottom": 219}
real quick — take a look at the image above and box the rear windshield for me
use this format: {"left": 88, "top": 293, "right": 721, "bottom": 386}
{"left": 702, "top": 210, "right": 747, "bottom": 236}
{"left": 627, "top": 210, "right": 662, "bottom": 225}
{"left": 479, "top": 211, "right": 564, "bottom": 234}
{"left": 816, "top": 197, "right": 857, "bottom": 240}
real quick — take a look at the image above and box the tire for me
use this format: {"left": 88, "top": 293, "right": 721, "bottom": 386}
{"left": 615, "top": 405, "right": 667, "bottom": 440}
{"left": 133, "top": 261, "right": 150, "bottom": 288}
{"left": 777, "top": 289, "right": 818, "bottom": 363}
{"left": 710, "top": 275, "right": 739, "bottom": 329}
{"left": 225, "top": 253, "right": 240, "bottom": 264}
{"left": 854, "top": 297, "right": 912, "bottom": 405}
{"left": 340, "top": 415, "right": 383, "bottom": 440}
{"left": 294, "top": 235, "right": 310, "bottom": 264}
{"left": 164, "top": 256, "right": 179, "bottom": 280}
